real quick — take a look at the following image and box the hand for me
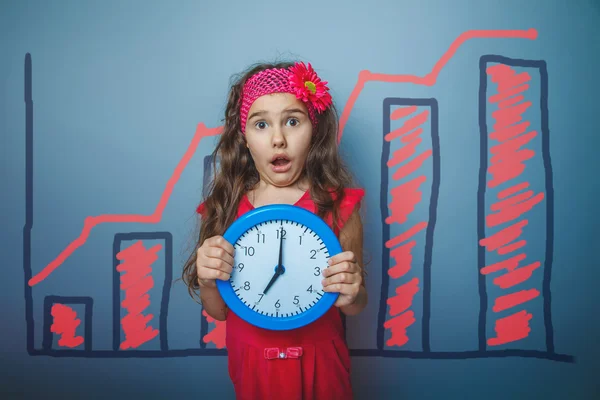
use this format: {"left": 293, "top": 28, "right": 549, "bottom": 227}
{"left": 321, "top": 251, "right": 363, "bottom": 307}
{"left": 196, "top": 235, "right": 235, "bottom": 289}
{"left": 263, "top": 229, "right": 284, "bottom": 295}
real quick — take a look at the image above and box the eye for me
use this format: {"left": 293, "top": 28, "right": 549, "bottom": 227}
{"left": 255, "top": 121, "right": 268, "bottom": 130}
{"left": 286, "top": 118, "right": 300, "bottom": 127}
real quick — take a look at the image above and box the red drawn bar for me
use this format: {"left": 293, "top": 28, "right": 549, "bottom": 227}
{"left": 116, "top": 241, "right": 160, "bottom": 349}
{"left": 50, "top": 303, "right": 84, "bottom": 348}
{"left": 481, "top": 63, "right": 546, "bottom": 347}
{"left": 384, "top": 105, "right": 431, "bottom": 348}
{"left": 202, "top": 310, "right": 226, "bottom": 349}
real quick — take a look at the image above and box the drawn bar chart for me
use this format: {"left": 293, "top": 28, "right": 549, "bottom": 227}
{"left": 22, "top": 31, "right": 574, "bottom": 362}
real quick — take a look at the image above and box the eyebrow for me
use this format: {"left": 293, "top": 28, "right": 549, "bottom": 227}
{"left": 247, "top": 108, "right": 307, "bottom": 121}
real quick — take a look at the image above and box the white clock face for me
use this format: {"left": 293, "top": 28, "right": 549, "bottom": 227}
{"left": 230, "top": 219, "right": 330, "bottom": 318}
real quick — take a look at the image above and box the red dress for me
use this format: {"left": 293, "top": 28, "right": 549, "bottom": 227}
{"left": 198, "top": 188, "right": 365, "bottom": 400}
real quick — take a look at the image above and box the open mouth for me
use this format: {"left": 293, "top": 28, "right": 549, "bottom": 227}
{"left": 270, "top": 155, "right": 292, "bottom": 172}
{"left": 271, "top": 157, "right": 290, "bottom": 166}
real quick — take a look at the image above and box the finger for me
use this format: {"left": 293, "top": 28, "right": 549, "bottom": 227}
{"left": 323, "top": 282, "right": 359, "bottom": 295}
{"left": 198, "top": 254, "right": 233, "bottom": 275}
{"left": 198, "top": 266, "right": 230, "bottom": 281}
{"left": 322, "top": 261, "right": 356, "bottom": 278}
{"left": 205, "top": 246, "right": 235, "bottom": 267}
{"left": 205, "top": 236, "right": 235, "bottom": 257}
{"left": 327, "top": 251, "right": 355, "bottom": 267}
{"left": 206, "top": 256, "right": 233, "bottom": 274}
{"left": 322, "top": 271, "right": 359, "bottom": 287}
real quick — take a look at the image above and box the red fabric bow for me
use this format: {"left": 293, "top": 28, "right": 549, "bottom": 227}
{"left": 264, "top": 346, "right": 303, "bottom": 360}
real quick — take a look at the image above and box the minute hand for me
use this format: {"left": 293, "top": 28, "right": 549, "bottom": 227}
{"left": 263, "top": 230, "right": 284, "bottom": 295}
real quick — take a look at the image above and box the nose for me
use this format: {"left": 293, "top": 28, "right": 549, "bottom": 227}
{"left": 271, "top": 127, "right": 286, "bottom": 148}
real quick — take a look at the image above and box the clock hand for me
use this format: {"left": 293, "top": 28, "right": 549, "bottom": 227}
{"left": 278, "top": 227, "right": 283, "bottom": 270}
{"left": 263, "top": 268, "right": 281, "bottom": 295}
{"left": 263, "top": 230, "right": 284, "bottom": 295}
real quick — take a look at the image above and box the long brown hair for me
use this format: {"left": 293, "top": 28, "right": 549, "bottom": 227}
{"left": 182, "top": 60, "right": 359, "bottom": 300}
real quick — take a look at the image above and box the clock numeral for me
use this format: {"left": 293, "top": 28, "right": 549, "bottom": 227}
{"left": 243, "top": 281, "right": 251, "bottom": 291}
{"left": 256, "top": 233, "right": 265, "bottom": 243}
{"left": 236, "top": 262, "right": 244, "bottom": 272}
{"left": 310, "top": 249, "right": 317, "bottom": 259}
{"left": 257, "top": 293, "right": 264, "bottom": 304}
{"left": 276, "top": 228, "right": 287, "bottom": 239}
{"left": 314, "top": 267, "right": 321, "bottom": 276}
{"left": 307, "top": 285, "right": 313, "bottom": 293}
{"left": 244, "top": 246, "right": 255, "bottom": 256}
{"left": 299, "top": 235, "right": 302, "bottom": 245}
{"left": 293, "top": 295, "right": 300, "bottom": 305}
{"left": 275, "top": 299, "right": 281, "bottom": 309}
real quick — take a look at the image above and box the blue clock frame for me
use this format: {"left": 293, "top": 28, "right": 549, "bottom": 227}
{"left": 217, "top": 204, "right": 342, "bottom": 331}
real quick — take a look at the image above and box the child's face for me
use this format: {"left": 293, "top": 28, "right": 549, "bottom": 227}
{"left": 245, "top": 93, "right": 313, "bottom": 188}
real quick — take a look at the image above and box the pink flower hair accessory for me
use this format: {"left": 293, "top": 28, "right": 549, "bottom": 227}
{"left": 239, "top": 62, "right": 332, "bottom": 134}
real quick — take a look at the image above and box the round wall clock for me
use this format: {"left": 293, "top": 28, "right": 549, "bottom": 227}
{"left": 216, "top": 204, "right": 341, "bottom": 330}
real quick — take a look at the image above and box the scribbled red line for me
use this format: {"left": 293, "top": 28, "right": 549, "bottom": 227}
{"left": 392, "top": 151, "right": 432, "bottom": 181}
{"left": 492, "top": 289, "right": 539, "bottom": 312}
{"left": 386, "top": 176, "right": 426, "bottom": 225}
{"left": 488, "top": 310, "right": 533, "bottom": 346}
{"left": 488, "top": 83, "right": 530, "bottom": 103}
{"left": 31, "top": 29, "right": 537, "bottom": 286}
{"left": 492, "top": 102, "right": 532, "bottom": 130}
{"left": 388, "top": 137, "right": 422, "bottom": 168}
{"left": 493, "top": 262, "right": 541, "bottom": 289}
{"left": 490, "top": 131, "right": 537, "bottom": 164}
{"left": 498, "top": 182, "right": 530, "bottom": 199}
{"left": 490, "top": 190, "right": 535, "bottom": 212}
{"left": 385, "top": 222, "right": 428, "bottom": 249}
{"left": 387, "top": 277, "right": 419, "bottom": 316}
{"left": 385, "top": 110, "right": 429, "bottom": 142}
{"left": 488, "top": 67, "right": 532, "bottom": 93}
{"left": 202, "top": 310, "right": 226, "bottom": 349}
{"left": 51, "top": 303, "right": 84, "bottom": 348}
{"left": 490, "top": 121, "right": 530, "bottom": 142}
{"left": 488, "top": 134, "right": 537, "bottom": 189}
{"left": 117, "top": 241, "right": 160, "bottom": 350}
{"left": 481, "top": 252, "right": 542, "bottom": 289}
{"left": 391, "top": 105, "right": 418, "bottom": 120}
{"left": 401, "top": 128, "right": 424, "bottom": 143}
{"left": 479, "top": 220, "right": 528, "bottom": 251}
{"left": 389, "top": 241, "right": 416, "bottom": 279}
{"left": 497, "top": 240, "right": 527, "bottom": 255}
{"left": 486, "top": 193, "right": 544, "bottom": 227}
{"left": 498, "top": 94, "right": 525, "bottom": 110}
{"left": 481, "top": 253, "right": 526, "bottom": 275}
{"left": 383, "top": 310, "right": 416, "bottom": 347}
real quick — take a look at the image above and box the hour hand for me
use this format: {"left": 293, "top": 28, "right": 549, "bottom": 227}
{"left": 263, "top": 269, "right": 281, "bottom": 295}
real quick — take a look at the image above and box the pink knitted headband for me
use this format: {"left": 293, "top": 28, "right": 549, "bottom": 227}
{"left": 240, "top": 62, "right": 333, "bottom": 134}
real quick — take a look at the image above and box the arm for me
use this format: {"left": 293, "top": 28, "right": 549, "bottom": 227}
{"left": 198, "top": 281, "right": 229, "bottom": 321}
{"left": 338, "top": 207, "right": 368, "bottom": 316}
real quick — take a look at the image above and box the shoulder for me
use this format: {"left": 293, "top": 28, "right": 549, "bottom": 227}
{"left": 335, "top": 187, "right": 365, "bottom": 223}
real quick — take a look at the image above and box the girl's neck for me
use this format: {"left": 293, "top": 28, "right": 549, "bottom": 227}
{"left": 248, "top": 178, "right": 309, "bottom": 208}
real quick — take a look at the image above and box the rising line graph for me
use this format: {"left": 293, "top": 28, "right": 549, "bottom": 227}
{"left": 27, "top": 28, "right": 539, "bottom": 287}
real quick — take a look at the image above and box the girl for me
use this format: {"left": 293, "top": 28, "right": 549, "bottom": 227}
{"left": 182, "top": 61, "right": 367, "bottom": 400}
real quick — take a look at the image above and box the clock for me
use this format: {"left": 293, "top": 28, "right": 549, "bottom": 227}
{"left": 216, "top": 204, "right": 342, "bottom": 331}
